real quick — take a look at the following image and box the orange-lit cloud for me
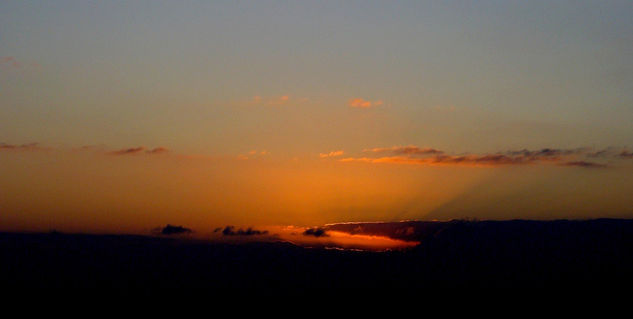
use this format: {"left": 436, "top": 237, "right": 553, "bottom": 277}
{"left": 349, "top": 98, "right": 373, "bottom": 108}
{"left": 319, "top": 150, "right": 344, "bottom": 158}
{"left": 240, "top": 150, "right": 270, "bottom": 160}
{"left": 261, "top": 225, "right": 418, "bottom": 251}
{"left": 340, "top": 146, "right": 612, "bottom": 168}
{"left": 146, "top": 147, "right": 169, "bottom": 154}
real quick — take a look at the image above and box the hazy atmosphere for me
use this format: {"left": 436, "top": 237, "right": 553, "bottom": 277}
{"left": 2, "top": 1, "right": 633, "bottom": 237}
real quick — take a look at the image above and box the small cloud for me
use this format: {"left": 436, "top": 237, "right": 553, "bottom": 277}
{"left": 109, "top": 147, "right": 146, "bottom": 155}
{"left": 303, "top": 227, "right": 329, "bottom": 237}
{"left": 241, "top": 150, "right": 269, "bottom": 159}
{"left": 0, "top": 142, "right": 48, "bottom": 151}
{"left": 363, "top": 146, "right": 443, "bottom": 156}
{"left": 349, "top": 98, "right": 372, "bottom": 108}
{"left": 108, "top": 146, "right": 169, "bottom": 156}
{"left": 146, "top": 147, "right": 168, "bottom": 154}
{"left": 319, "top": 150, "right": 344, "bottom": 158}
{"left": 221, "top": 226, "right": 269, "bottom": 236}
{"left": 560, "top": 161, "right": 607, "bottom": 168}
{"left": 157, "top": 224, "right": 193, "bottom": 236}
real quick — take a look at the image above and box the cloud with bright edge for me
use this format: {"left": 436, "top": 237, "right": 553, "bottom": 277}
{"left": 319, "top": 150, "right": 344, "bottom": 158}
{"left": 349, "top": 98, "right": 383, "bottom": 108}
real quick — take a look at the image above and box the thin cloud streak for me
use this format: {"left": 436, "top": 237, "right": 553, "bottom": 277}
{"left": 349, "top": 98, "right": 383, "bottom": 108}
{"left": 0, "top": 142, "right": 48, "bottom": 151}
{"left": 319, "top": 150, "right": 344, "bottom": 158}
{"left": 338, "top": 146, "right": 623, "bottom": 168}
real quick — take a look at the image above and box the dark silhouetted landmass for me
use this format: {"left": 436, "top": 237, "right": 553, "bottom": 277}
{"left": 3, "top": 219, "right": 633, "bottom": 298}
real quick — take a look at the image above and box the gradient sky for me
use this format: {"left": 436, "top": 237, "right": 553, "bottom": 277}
{"left": 1, "top": 1, "right": 633, "bottom": 235}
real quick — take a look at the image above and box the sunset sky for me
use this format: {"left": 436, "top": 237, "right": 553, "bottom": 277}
{"left": 1, "top": 1, "right": 633, "bottom": 237}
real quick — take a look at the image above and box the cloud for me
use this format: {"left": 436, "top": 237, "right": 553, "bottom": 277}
{"left": 108, "top": 146, "right": 169, "bottom": 155}
{"left": 363, "top": 146, "right": 443, "bottom": 156}
{"left": 340, "top": 154, "right": 532, "bottom": 166}
{"left": 0, "top": 142, "right": 48, "bottom": 151}
{"left": 109, "top": 147, "right": 145, "bottom": 155}
{"left": 319, "top": 150, "right": 344, "bottom": 158}
{"left": 146, "top": 147, "right": 169, "bottom": 154}
{"left": 157, "top": 224, "right": 193, "bottom": 235}
{"left": 220, "top": 226, "right": 269, "bottom": 236}
{"left": 505, "top": 148, "right": 587, "bottom": 158}
{"left": 239, "top": 150, "right": 270, "bottom": 160}
{"left": 303, "top": 227, "right": 329, "bottom": 237}
{"left": 349, "top": 98, "right": 373, "bottom": 108}
{"left": 340, "top": 146, "right": 616, "bottom": 168}
{"left": 560, "top": 161, "right": 607, "bottom": 168}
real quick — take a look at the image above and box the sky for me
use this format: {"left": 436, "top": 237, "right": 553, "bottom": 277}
{"left": 1, "top": 1, "right": 633, "bottom": 237}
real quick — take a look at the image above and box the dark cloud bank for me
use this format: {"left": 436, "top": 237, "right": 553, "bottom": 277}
{"left": 155, "top": 224, "right": 193, "bottom": 236}
{"left": 217, "top": 226, "right": 269, "bottom": 236}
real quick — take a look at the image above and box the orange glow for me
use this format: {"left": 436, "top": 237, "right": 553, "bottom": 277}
{"left": 254, "top": 226, "right": 419, "bottom": 251}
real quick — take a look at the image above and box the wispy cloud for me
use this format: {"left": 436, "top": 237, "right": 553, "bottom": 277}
{"left": 0, "top": 142, "right": 48, "bottom": 151}
{"left": 217, "top": 226, "right": 269, "bottom": 236}
{"left": 560, "top": 161, "right": 607, "bottom": 168}
{"left": 109, "top": 146, "right": 169, "bottom": 155}
{"left": 339, "top": 146, "right": 619, "bottom": 168}
{"left": 349, "top": 98, "right": 383, "bottom": 108}
{"left": 109, "top": 147, "right": 146, "bottom": 155}
{"left": 239, "top": 150, "right": 270, "bottom": 160}
{"left": 363, "top": 145, "right": 443, "bottom": 155}
{"left": 319, "top": 150, "right": 344, "bottom": 158}
{"left": 146, "top": 147, "right": 169, "bottom": 154}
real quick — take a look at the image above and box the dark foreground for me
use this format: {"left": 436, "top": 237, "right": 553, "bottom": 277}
{"left": 3, "top": 219, "right": 633, "bottom": 297}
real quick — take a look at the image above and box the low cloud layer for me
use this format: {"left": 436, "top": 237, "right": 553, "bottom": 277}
{"left": 218, "top": 226, "right": 269, "bottom": 236}
{"left": 338, "top": 146, "right": 630, "bottom": 168}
